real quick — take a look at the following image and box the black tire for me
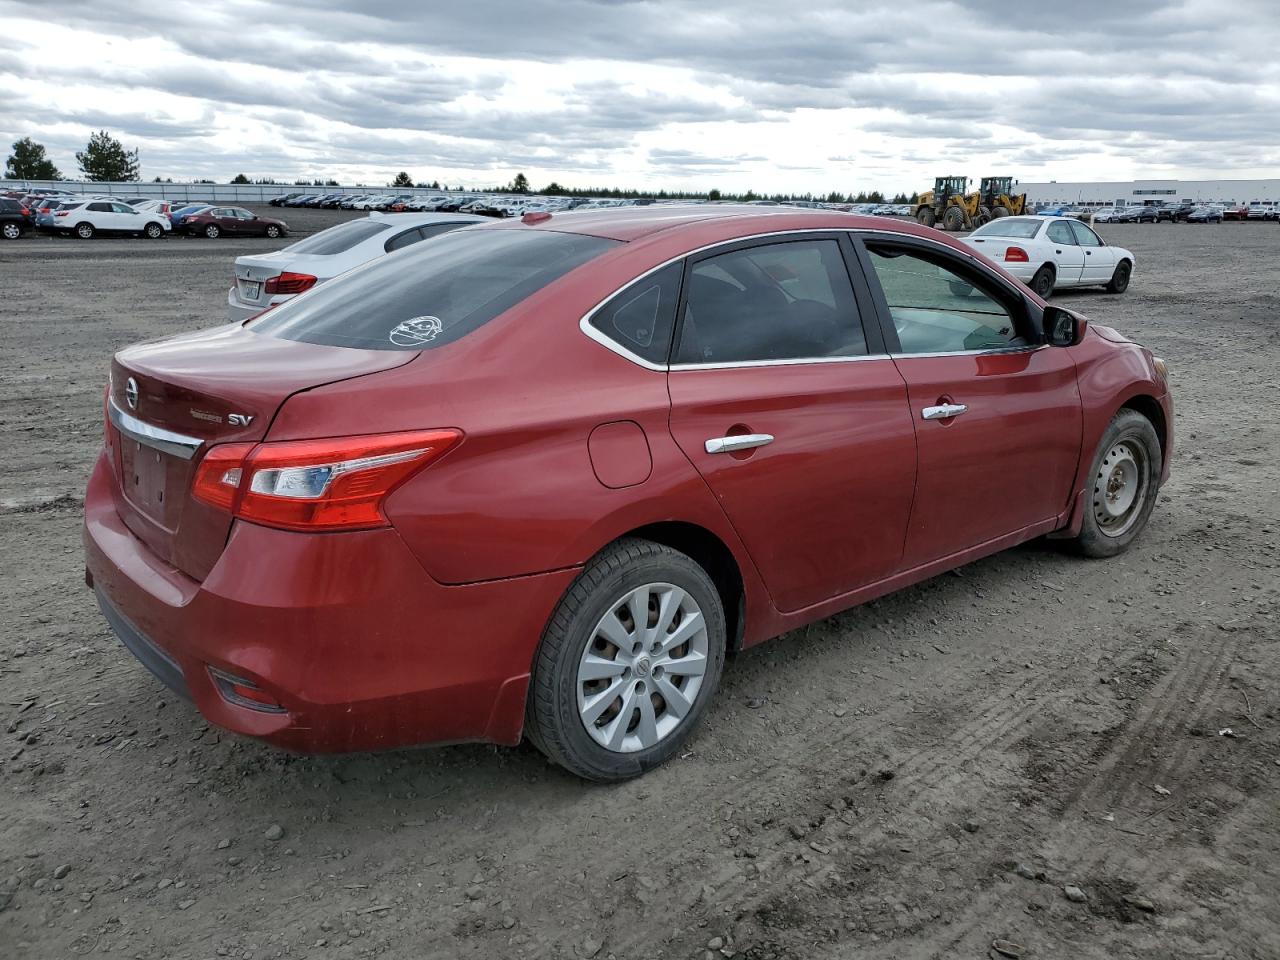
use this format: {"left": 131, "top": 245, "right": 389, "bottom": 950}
{"left": 1064, "top": 410, "right": 1162, "bottom": 558}
{"left": 526, "top": 538, "right": 727, "bottom": 782}
{"left": 1106, "top": 259, "right": 1132, "bottom": 294}
{"left": 1030, "top": 264, "right": 1055, "bottom": 298}
{"left": 75, "top": 222, "right": 94, "bottom": 239}
{"left": 1, "top": 222, "right": 21, "bottom": 240}
{"left": 204, "top": 224, "right": 220, "bottom": 238}
{"left": 265, "top": 225, "right": 281, "bottom": 238}
{"left": 144, "top": 222, "right": 163, "bottom": 239}
{"left": 990, "top": 206, "right": 1009, "bottom": 219}
{"left": 943, "top": 206, "right": 966, "bottom": 231}
{"left": 916, "top": 207, "right": 936, "bottom": 228}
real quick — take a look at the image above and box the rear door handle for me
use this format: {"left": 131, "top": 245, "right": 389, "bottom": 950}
{"left": 921, "top": 403, "right": 968, "bottom": 421}
{"left": 705, "top": 433, "right": 774, "bottom": 454}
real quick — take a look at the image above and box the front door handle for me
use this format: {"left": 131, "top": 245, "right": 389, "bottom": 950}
{"left": 921, "top": 403, "right": 968, "bottom": 421}
{"left": 705, "top": 433, "right": 774, "bottom": 454}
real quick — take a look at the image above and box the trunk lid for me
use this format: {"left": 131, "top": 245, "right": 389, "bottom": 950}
{"left": 233, "top": 252, "right": 330, "bottom": 308}
{"left": 108, "top": 322, "right": 413, "bottom": 580}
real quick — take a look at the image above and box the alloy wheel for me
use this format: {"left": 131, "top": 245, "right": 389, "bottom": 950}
{"left": 2, "top": 223, "right": 19, "bottom": 239}
{"left": 576, "top": 582, "right": 709, "bottom": 753}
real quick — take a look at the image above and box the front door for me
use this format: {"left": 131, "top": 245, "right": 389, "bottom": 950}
{"left": 856, "top": 235, "right": 1083, "bottom": 569}
{"left": 1069, "top": 219, "right": 1117, "bottom": 283}
{"left": 666, "top": 235, "right": 917, "bottom": 613}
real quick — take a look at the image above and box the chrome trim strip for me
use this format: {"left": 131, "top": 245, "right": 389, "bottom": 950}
{"left": 107, "top": 397, "right": 202, "bottom": 460}
{"left": 889, "top": 344, "right": 1046, "bottom": 360}
{"left": 576, "top": 225, "right": 1039, "bottom": 371}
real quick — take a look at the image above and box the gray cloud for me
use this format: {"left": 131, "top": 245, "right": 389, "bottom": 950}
{"left": 1, "top": 0, "right": 1278, "bottom": 188}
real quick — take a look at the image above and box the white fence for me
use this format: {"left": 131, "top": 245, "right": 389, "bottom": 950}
{"left": 0, "top": 179, "right": 481, "bottom": 203}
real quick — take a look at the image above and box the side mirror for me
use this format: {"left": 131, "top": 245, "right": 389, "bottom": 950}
{"left": 1043, "top": 306, "right": 1087, "bottom": 347}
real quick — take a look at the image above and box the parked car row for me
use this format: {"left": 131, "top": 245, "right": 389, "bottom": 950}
{"left": 1041, "top": 201, "right": 1277, "bottom": 224}
{"left": 0, "top": 190, "right": 290, "bottom": 239}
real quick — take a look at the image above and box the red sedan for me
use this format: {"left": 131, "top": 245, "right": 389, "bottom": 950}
{"left": 83, "top": 207, "right": 1172, "bottom": 781}
{"left": 183, "top": 205, "right": 288, "bottom": 239}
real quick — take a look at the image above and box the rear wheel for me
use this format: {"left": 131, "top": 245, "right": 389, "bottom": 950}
{"left": 526, "top": 539, "right": 726, "bottom": 781}
{"left": 990, "top": 205, "right": 1009, "bottom": 219}
{"left": 1064, "top": 410, "right": 1162, "bottom": 558}
{"left": 204, "top": 224, "right": 220, "bottom": 238}
{"left": 144, "top": 222, "right": 163, "bottom": 239}
{"left": 1, "top": 222, "right": 20, "bottom": 239}
{"left": 75, "top": 222, "right": 94, "bottom": 239}
{"left": 916, "top": 207, "right": 936, "bottom": 228}
{"left": 1030, "top": 264, "right": 1055, "bottom": 298}
{"left": 1106, "top": 259, "right": 1132, "bottom": 294}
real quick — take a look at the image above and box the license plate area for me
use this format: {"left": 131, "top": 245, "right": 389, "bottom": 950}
{"left": 238, "top": 279, "right": 262, "bottom": 301}
{"left": 120, "top": 438, "right": 185, "bottom": 529}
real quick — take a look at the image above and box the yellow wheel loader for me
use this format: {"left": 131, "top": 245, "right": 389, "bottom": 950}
{"left": 979, "top": 176, "right": 1028, "bottom": 219}
{"left": 914, "top": 176, "right": 983, "bottom": 231}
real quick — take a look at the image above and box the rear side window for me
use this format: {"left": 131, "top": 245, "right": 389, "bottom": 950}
{"left": 383, "top": 221, "right": 471, "bottom": 253}
{"left": 252, "top": 229, "right": 619, "bottom": 351}
{"left": 280, "top": 219, "right": 392, "bottom": 255}
{"left": 588, "top": 261, "right": 682, "bottom": 365}
{"left": 675, "top": 239, "right": 866, "bottom": 364}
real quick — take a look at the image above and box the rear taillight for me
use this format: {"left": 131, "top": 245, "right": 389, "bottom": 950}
{"left": 191, "top": 430, "right": 462, "bottom": 531}
{"left": 264, "top": 272, "right": 317, "bottom": 295}
{"left": 55, "top": 211, "right": 69, "bottom": 217}
{"left": 1005, "top": 246, "right": 1029, "bottom": 263}
{"left": 21, "top": 206, "right": 30, "bottom": 216}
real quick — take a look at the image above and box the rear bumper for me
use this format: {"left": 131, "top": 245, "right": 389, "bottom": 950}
{"left": 83, "top": 451, "right": 576, "bottom": 753}
{"left": 226, "top": 287, "right": 291, "bottom": 323}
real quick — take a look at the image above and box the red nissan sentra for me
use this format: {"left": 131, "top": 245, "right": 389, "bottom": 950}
{"left": 83, "top": 206, "right": 1172, "bottom": 781}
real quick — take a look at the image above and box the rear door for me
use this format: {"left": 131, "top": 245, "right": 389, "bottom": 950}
{"left": 855, "top": 234, "right": 1082, "bottom": 569}
{"left": 1043, "top": 220, "right": 1085, "bottom": 286}
{"left": 666, "top": 234, "right": 917, "bottom": 613}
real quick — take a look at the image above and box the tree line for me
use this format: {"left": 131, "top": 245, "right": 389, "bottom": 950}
{"left": 4, "top": 134, "right": 917, "bottom": 204}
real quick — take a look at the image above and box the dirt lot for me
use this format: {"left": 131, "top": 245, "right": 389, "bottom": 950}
{"left": 2, "top": 213, "right": 1278, "bottom": 960}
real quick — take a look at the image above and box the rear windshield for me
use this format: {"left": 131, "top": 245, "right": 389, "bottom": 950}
{"left": 252, "top": 229, "right": 619, "bottom": 351}
{"left": 970, "top": 218, "right": 1042, "bottom": 239}
{"left": 279, "top": 218, "right": 392, "bottom": 255}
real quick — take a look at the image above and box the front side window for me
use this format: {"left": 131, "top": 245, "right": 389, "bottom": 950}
{"left": 589, "top": 261, "right": 682, "bottom": 365}
{"left": 1069, "top": 221, "right": 1102, "bottom": 246}
{"left": 864, "top": 244, "right": 1024, "bottom": 355}
{"left": 253, "top": 229, "right": 618, "bottom": 351}
{"left": 675, "top": 239, "right": 866, "bottom": 364}
{"left": 1046, "top": 221, "right": 1077, "bottom": 245}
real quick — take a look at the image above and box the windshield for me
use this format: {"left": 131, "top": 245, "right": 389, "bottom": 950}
{"left": 970, "top": 218, "right": 1042, "bottom": 239}
{"left": 252, "top": 228, "right": 619, "bottom": 351}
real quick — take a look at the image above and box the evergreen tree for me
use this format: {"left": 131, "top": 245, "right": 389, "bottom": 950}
{"left": 5, "top": 137, "right": 62, "bottom": 180}
{"left": 76, "top": 130, "right": 140, "bottom": 181}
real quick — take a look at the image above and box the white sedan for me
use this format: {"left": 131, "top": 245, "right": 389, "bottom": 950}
{"left": 960, "top": 215, "right": 1134, "bottom": 298}
{"left": 226, "top": 212, "right": 486, "bottom": 322}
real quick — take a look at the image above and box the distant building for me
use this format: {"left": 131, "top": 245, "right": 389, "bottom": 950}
{"left": 1018, "top": 178, "right": 1280, "bottom": 209}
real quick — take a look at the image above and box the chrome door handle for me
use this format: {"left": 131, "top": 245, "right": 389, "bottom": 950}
{"left": 705, "top": 433, "right": 774, "bottom": 454}
{"left": 921, "top": 403, "right": 968, "bottom": 421}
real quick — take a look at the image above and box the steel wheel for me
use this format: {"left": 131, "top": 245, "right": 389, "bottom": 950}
{"left": 1092, "top": 441, "right": 1147, "bottom": 538}
{"left": 577, "top": 582, "right": 709, "bottom": 753}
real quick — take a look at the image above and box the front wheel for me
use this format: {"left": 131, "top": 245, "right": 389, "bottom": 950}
{"left": 265, "top": 225, "right": 281, "bottom": 238}
{"left": 1064, "top": 410, "right": 1162, "bottom": 558}
{"left": 943, "top": 206, "right": 967, "bottom": 231}
{"left": 526, "top": 539, "right": 726, "bottom": 782}
{"left": 1, "top": 222, "right": 21, "bottom": 239}
{"left": 204, "top": 224, "right": 220, "bottom": 238}
{"left": 1106, "top": 260, "right": 1132, "bottom": 294}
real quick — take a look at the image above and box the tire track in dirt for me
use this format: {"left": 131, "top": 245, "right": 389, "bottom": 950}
{"left": 610, "top": 668, "right": 1066, "bottom": 958}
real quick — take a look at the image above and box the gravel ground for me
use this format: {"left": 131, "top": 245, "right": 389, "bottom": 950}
{"left": 1, "top": 214, "right": 1278, "bottom": 960}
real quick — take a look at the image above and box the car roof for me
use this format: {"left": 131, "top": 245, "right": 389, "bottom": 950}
{"left": 482, "top": 203, "right": 948, "bottom": 244}
{"left": 366, "top": 211, "right": 489, "bottom": 225}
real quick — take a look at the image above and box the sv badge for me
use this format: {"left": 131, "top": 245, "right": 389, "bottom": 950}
{"left": 228, "top": 413, "right": 255, "bottom": 427}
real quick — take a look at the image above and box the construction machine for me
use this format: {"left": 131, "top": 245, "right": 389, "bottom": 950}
{"left": 979, "top": 176, "right": 1028, "bottom": 219}
{"left": 914, "top": 176, "right": 983, "bottom": 231}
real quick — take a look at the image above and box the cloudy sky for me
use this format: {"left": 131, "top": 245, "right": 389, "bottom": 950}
{"left": 2, "top": 0, "right": 1278, "bottom": 194}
